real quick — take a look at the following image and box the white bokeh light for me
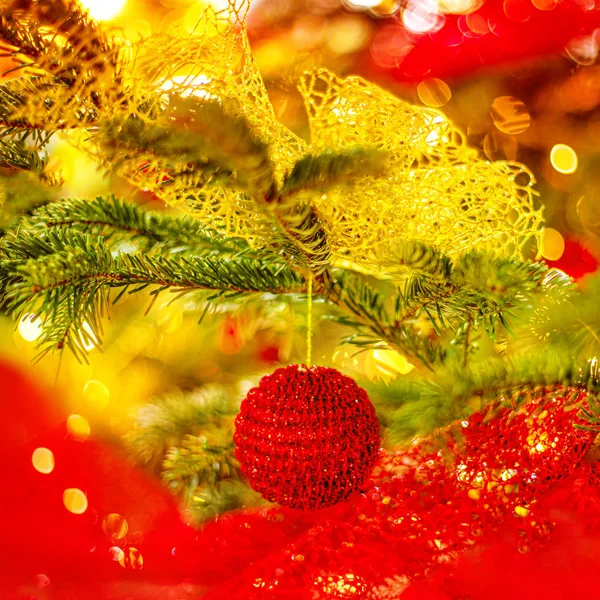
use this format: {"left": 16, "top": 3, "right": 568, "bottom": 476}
{"left": 402, "top": 0, "right": 444, "bottom": 34}
{"left": 78, "top": 0, "right": 127, "bottom": 21}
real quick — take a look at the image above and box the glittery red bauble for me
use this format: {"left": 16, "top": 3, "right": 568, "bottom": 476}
{"left": 234, "top": 365, "right": 380, "bottom": 510}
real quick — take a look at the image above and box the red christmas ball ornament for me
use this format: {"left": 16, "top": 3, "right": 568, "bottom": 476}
{"left": 234, "top": 365, "right": 380, "bottom": 510}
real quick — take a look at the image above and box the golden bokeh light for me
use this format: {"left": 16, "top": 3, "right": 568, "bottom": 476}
{"left": 490, "top": 96, "right": 531, "bottom": 135}
{"left": 369, "top": 0, "right": 401, "bottom": 16}
{"left": 66, "top": 414, "right": 91, "bottom": 441}
{"left": 417, "top": 78, "right": 452, "bottom": 108}
{"left": 119, "top": 546, "right": 144, "bottom": 570}
{"left": 550, "top": 144, "right": 578, "bottom": 174}
{"left": 437, "top": 0, "right": 482, "bottom": 13}
{"left": 540, "top": 227, "right": 565, "bottom": 261}
{"left": 78, "top": 0, "right": 127, "bottom": 21}
{"left": 32, "top": 448, "right": 55, "bottom": 474}
{"left": 483, "top": 131, "right": 518, "bottom": 161}
{"left": 83, "top": 380, "right": 110, "bottom": 409}
{"left": 102, "top": 513, "right": 129, "bottom": 540}
{"left": 18, "top": 315, "right": 43, "bottom": 342}
{"left": 577, "top": 195, "right": 600, "bottom": 227}
{"left": 63, "top": 488, "right": 88, "bottom": 514}
{"left": 325, "top": 16, "right": 372, "bottom": 55}
{"left": 364, "top": 348, "right": 414, "bottom": 382}
{"left": 344, "top": 0, "right": 382, "bottom": 8}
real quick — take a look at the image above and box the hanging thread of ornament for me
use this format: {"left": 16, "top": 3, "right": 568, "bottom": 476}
{"left": 306, "top": 273, "right": 313, "bottom": 368}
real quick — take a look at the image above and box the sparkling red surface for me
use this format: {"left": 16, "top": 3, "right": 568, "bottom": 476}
{"left": 234, "top": 365, "right": 381, "bottom": 509}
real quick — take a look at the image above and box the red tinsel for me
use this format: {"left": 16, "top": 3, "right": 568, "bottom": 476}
{"left": 233, "top": 365, "right": 381, "bottom": 509}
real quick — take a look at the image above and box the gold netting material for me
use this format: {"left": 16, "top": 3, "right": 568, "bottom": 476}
{"left": 2, "top": 0, "right": 543, "bottom": 268}
{"left": 299, "top": 70, "right": 542, "bottom": 266}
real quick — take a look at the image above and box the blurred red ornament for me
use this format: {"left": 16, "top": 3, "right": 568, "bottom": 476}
{"left": 370, "top": 0, "right": 600, "bottom": 82}
{"left": 233, "top": 365, "right": 381, "bottom": 509}
{"left": 217, "top": 315, "right": 245, "bottom": 355}
{"left": 258, "top": 343, "right": 281, "bottom": 363}
{"left": 545, "top": 238, "right": 599, "bottom": 280}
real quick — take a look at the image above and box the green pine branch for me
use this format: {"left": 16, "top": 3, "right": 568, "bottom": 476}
{"left": 127, "top": 386, "right": 261, "bottom": 523}
{"left": 0, "top": 201, "right": 570, "bottom": 371}
{"left": 377, "top": 347, "right": 600, "bottom": 441}
{"left": 99, "top": 98, "right": 277, "bottom": 199}
{"left": 20, "top": 195, "right": 252, "bottom": 254}
{"left": 319, "top": 249, "right": 568, "bottom": 370}
{"left": 127, "top": 386, "right": 237, "bottom": 472}
{"left": 280, "top": 148, "right": 387, "bottom": 198}
{"left": 0, "top": 227, "right": 305, "bottom": 361}
{"left": 514, "top": 270, "right": 600, "bottom": 363}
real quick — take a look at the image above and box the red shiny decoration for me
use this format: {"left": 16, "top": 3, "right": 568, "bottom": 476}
{"left": 233, "top": 365, "right": 381, "bottom": 509}
{"left": 545, "top": 238, "right": 599, "bottom": 281}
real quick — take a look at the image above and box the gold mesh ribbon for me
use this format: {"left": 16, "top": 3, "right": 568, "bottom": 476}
{"left": 2, "top": 0, "right": 543, "bottom": 272}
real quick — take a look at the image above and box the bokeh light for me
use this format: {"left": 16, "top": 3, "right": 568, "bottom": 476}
{"left": 550, "top": 144, "right": 578, "bottom": 174}
{"left": 490, "top": 96, "right": 531, "bottom": 134}
{"left": 63, "top": 488, "right": 88, "bottom": 514}
{"left": 402, "top": 0, "right": 444, "bottom": 34}
{"left": 18, "top": 315, "right": 43, "bottom": 342}
{"left": 156, "top": 303, "right": 183, "bottom": 334}
{"left": 417, "top": 78, "right": 452, "bottom": 107}
{"left": 531, "top": 0, "right": 558, "bottom": 10}
{"left": 437, "top": 0, "right": 482, "bottom": 14}
{"left": 78, "top": 0, "right": 127, "bottom": 21}
{"left": 102, "top": 513, "right": 129, "bottom": 539}
{"left": 83, "top": 380, "right": 110, "bottom": 409}
{"left": 503, "top": 0, "right": 532, "bottom": 22}
{"left": 67, "top": 414, "right": 91, "bottom": 441}
{"left": 110, "top": 546, "right": 125, "bottom": 562}
{"left": 364, "top": 348, "right": 414, "bottom": 382}
{"left": 325, "top": 16, "right": 372, "bottom": 54}
{"left": 119, "top": 546, "right": 144, "bottom": 569}
{"left": 32, "top": 448, "right": 55, "bottom": 474}
{"left": 344, "top": 0, "right": 381, "bottom": 8}
{"left": 540, "top": 227, "right": 566, "bottom": 261}
{"left": 577, "top": 195, "right": 600, "bottom": 227}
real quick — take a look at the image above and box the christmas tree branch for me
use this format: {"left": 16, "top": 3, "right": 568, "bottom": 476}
{"left": 100, "top": 99, "right": 277, "bottom": 199}
{"left": 380, "top": 348, "right": 600, "bottom": 440}
{"left": 0, "top": 228, "right": 305, "bottom": 360}
{"left": 127, "top": 386, "right": 261, "bottom": 523}
{"left": 19, "top": 195, "right": 252, "bottom": 254}
{"left": 279, "top": 148, "right": 387, "bottom": 199}
{"left": 0, "top": 201, "right": 569, "bottom": 368}
{"left": 127, "top": 386, "right": 237, "bottom": 472}
{"left": 320, "top": 249, "right": 567, "bottom": 370}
